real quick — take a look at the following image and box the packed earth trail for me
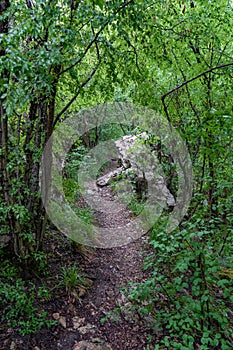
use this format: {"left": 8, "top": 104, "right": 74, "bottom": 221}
{"left": 54, "top": 183, "right": 154, "bottom": 350}
{"left": 7, "top": 174, "right": 155, "bottom": 350}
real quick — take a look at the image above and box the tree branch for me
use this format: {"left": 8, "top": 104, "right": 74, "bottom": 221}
{"left": 161, "top": 61, "right": 233, "bottom": 103}
{"left": 171, "top": 48, "right": 200, "bottom": 123}
{"left": 53, "top": 63, "right": 100, "bottom": 127}
{"left": 59, "top": 0, "right": 134, "bottom": 76}
{"left": 91, "top": 22, "right": 100, "bottom": 61}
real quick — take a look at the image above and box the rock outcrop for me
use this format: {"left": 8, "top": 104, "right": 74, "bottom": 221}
{"left": 96, "top": 133, "right": 175, "bottom": 208}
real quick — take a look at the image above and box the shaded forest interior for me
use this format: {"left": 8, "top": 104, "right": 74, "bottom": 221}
{"left": 0, "top": 1, "right": 233, "bottom": 349}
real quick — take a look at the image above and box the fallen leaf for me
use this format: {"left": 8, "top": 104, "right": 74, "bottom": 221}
{"left": 72, "top": 316, "right": 85, "bottom": 329}
{"left": 78, "top": 323, "right": 96, "bottom": 334}
{"left": 10, "top": 341, "right": 16, "bottom": 350}
{"left": 52, "top": 312, "right": 60, "bottom": 320}
{"left": 78, "top": 286, "right": 87, "bottom": 297}
{"left": 59, "top": 316, "right": 67, "bottom": 328}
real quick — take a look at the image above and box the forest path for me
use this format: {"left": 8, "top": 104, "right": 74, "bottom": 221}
{"left": 8, "top": 167, "right": 154, "bottom": 350}
{"left": 58, "top": 181, "right": 153, "bottom": 350}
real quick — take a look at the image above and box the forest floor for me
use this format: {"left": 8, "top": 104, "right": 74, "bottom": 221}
{"left": 1, "top": 177, "right": 156, "bottom": 349}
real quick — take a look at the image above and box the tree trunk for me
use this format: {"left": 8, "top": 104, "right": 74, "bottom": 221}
{"left": 0, "top": 9, "right": 61, "bottom": 266}
{"left": 11, "top": 80, "right": 59, "bottom": 267}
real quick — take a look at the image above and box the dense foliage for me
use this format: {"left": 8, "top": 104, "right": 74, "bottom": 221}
{"left": 0, "top": 0, "right": 232, "bottom": 348}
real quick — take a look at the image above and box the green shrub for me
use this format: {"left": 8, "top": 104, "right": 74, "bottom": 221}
{"left": 124, "top": 217, "right": 233, "bottom": 349}
{"left": 0, "top": 261, "right": 55, "bottom": 335}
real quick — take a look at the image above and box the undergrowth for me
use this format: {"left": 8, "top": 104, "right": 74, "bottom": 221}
{"left": 123, "top": 215, "right": 233, "bottom": 349}
{"left": 0, "top": 259, "right": 56, "bottom": 335}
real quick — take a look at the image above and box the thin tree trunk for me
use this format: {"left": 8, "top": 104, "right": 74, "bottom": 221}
{"left": 0, "top": 1, "right": 13, "bottom": 235}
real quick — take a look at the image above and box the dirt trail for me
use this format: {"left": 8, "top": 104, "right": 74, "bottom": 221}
{"left": 7, "top": 176, "right": 153, "bottom": 350}
{"left": 57, "top": 184, "right": 153, "bottom": 350}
